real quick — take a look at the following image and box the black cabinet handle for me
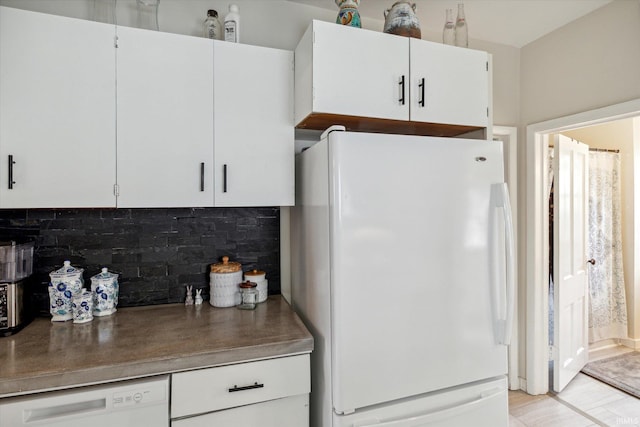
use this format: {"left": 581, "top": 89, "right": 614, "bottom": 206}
{"left": 419, "top": 78, "right": 425, "bottom": 107}
{"left": 200, "top": 162, "right": 205, "bottom": 192}
{"left": 398, "top": 75, "right": 405, "bottom": 105}
{"left": 8, "top": 155, "right": 15, "bottom": 190}
{"left": 228, "top": 382, "right": 264, "bottom": 393}
{"left": 223, "top": 164, "right": 228, "bottom": 193}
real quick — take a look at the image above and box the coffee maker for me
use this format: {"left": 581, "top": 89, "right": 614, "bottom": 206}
{"left": 0, "top": 241, "right": 34, "bottom": 336}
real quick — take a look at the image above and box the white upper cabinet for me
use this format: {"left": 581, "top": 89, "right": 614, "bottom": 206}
{"left": 213, "top": 41, "right": 294, "bottom": 207}
{"left": 0, "top": 7, "right": 117, "bottom": 208}
{"left": 116, "top": 26, "right": 215, "bottom": 208}
{"left": 295, "top": 20, "right": 490, "bottom": 137}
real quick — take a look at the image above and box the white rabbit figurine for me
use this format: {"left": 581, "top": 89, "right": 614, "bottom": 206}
{"left": 195, "top": 289, "right": 203, "bottom": 305}
{"left": 185, "top": 285, "right": 194, "bottom": 305}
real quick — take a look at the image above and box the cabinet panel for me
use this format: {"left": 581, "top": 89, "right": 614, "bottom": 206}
{"left": 171, "top": 355, "right": 309, "bottom": 418}
{"left": 409, "top": 39, "right": 489, "bottom": 127}
{"left": 171, "top": 394, "right": 309, "bottom": 427}
{"left": 116, "top": 26, "right": 214, "bottom": 208}
{"left": 213, "top": 41, "right": 294, "bottom": 207}
{"left": 0, "top": 7, "right": 116, "bottom": 208}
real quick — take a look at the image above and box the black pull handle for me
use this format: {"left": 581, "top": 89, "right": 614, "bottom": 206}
{"left": 200, "top": 162, "right": 205, "bottom": 192}
{"left": 228, "top": 382, "right": 264, "bottom": 393}
{"left": 8, "top": 155, "right": 15, "bottom": 190}
{"left": 223, "top": 164, "right": 228, "bottom": 193}
{"left": 418, "top": 78, "right": 425, "bottom": 107}
{"left": 399, "top": 75, "right": 405, "bottom": 105}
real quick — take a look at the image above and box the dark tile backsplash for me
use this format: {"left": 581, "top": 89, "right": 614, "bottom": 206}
{"left": 0, "top": 208, "right": 280, "bottom": 315}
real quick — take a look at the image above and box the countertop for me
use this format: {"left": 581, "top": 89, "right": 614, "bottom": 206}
{"left": 0, "top": 296, "right": 313, "bottom": 398}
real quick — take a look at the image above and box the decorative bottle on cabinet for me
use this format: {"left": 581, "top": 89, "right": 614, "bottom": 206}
{"left": 203, "top": 9, "right": 222, "bottom": 40}
{"left": 224, "top": 4, "right": 240, "bottom": 43}
{"left": 455, "top": 3, "right": 468, "bottom": 47}
{"left": 335, "top": 0, "right": 361, "bottom": 28}
{"left": 442, "top": 8, "right": 455, "bottom": 45}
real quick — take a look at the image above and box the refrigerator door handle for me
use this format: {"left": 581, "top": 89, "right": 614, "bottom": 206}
{"left": 352, "top": 388, "right": 504, "bottom": 427}
{"left": 490, "top": 183, "right": 516, "bottom": 346}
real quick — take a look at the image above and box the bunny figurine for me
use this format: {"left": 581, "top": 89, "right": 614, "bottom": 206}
{"left": 185, "top": 285, "right": 194, "bottom": 305}
{"left": 195, "top": 289, "right": 203, "bottom": 305}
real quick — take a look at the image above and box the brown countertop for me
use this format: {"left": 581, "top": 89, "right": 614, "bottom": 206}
{"left": 0, "top": 296, "right": 313, "bottom": 398}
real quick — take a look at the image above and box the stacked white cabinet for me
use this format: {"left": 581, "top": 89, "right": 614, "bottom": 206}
{"left": 0, "top": 7, "right": 117, "bottom": 208}
{"left": 213, "top": 41, "right": 294, "bottom": 207}
{"left": 295, "top": 20, "right": 490, "bottom": 136}
{"left": 116, "top": 26, "right": 215, "bottom": 208}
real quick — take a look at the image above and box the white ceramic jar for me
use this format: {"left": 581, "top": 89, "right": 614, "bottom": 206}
{"left": 210, "top": 256, "right": 242, "bottom": 307}
{"left": 244, "top": 269, "right": 268, "bottom": 303}
{"left": 90, "top": 267, "right": 119, "bottom": 317}
{"left": 48, "top": 261, "right": 84, "bottom": 322}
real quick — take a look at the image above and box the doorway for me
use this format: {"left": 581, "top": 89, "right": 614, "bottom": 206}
{"left": 524, "top": 98, "right": 640, "bottom": 395}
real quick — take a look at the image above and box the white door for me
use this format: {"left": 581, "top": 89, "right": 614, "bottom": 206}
{"left": 212, "top": 42, "right": 294, "bottom": 207}
{"left": 328, "top": 132, "right": 511, "bottom": 414}
{"left": 409, "top": 39, "right": 489, "bottom": 127}
{"left": 0, "top": 7, "right": 116, "bottom": 208}
{"left": 552, "top": 134, "right": 590, "bottom": 392}
{"left": 116, "top": 26, "right": 214, "bottom": 208}
{"left": 311, "top": 20, "right": 409, "bottom": 121}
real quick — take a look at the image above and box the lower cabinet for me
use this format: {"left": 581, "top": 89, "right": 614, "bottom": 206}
{"left": 170, "top": 355, "right": 310, "bottom": 426}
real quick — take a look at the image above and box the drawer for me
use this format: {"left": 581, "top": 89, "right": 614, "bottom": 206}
{"left": 171, "top": 354, "right": 310, "bottom": 418}
{"left": 171, "top": 394, "right": 308, "bottom": 427}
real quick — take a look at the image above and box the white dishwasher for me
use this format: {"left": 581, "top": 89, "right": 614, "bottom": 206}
{"left": 0, "top": 375, "right": 169, "bottom": 427}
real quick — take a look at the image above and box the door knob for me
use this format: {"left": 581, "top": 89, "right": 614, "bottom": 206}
{"left": 587, "top": 259, "right": 596, "bottom": 265}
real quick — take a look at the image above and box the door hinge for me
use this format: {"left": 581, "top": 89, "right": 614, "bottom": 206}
{"left": 487, "top": 107, "right": 489, "bottom": 117}
{"left": 114, "top": 35, "right": 119, "bottom": 48}
{"left": 549, "top": 345, "right": 555, "bottom": 360}
{"left": 113, "top": 184, "right": 120, "bottom": 196}
{"left": 486, "top": 61, "right": 489, "bottom": 71}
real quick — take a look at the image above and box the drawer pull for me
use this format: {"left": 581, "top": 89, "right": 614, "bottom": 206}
{"left": 228, "top": 382, "right": 264, "bottom": 393}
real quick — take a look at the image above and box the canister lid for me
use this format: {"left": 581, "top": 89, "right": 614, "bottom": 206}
{"left": 244, "top": 269, "right": 266, "bottom": 277}
{"left": 239, "top": 280, "right": 257, "bottom": 288}
{"left": 211, "top": 256, "right": 242, "bottom": 273}
{"left": 91, "top": 267, "right": 119, "bottom": 283}
{"left": 50, "top": 260, "right": 84, "bottom": 279}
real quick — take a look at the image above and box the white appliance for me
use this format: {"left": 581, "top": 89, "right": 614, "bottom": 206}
{"left": 0, "top": 376, "right": 169, "bottom": 427}
{"left": 291, "top": 129, "right": 515, "bottom": 427}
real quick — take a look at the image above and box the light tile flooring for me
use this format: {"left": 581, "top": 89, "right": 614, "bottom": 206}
{"left": 509, "top": 346, "right": 640, "bottom": 426}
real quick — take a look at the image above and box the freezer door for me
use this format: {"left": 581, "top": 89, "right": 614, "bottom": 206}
{"left": 328, "top": 132, "right": 509, "bottom": 414}
{"left": 333, "top": 377, "right": 508, "bottom": 427}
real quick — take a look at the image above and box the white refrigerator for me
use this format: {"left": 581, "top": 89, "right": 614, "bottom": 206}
{"left": 291, "top": 129, "right": 515, "bottom": 427}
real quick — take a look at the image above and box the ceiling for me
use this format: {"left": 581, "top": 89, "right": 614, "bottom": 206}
{"left": 286, "top": 0, "right": 613, "bottom": 48}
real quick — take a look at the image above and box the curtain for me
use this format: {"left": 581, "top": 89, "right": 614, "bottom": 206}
{"left": 588, "top": 151, "right": 628, "bottom": 343}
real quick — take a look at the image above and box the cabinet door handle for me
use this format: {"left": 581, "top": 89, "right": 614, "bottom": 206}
{"left": 398, "top": 75, "right": 405, "bottom": 105}
{"left": 228, "top": 382, "right": 264, "bottom": 393}
{"left": 8, "top": 155, "right": 15, "bottom": 190}
{"left": 419, "top": 77, "right": 425, "bottom": 107}
{"left": 223, "top": 164, "right": 228, "bottom": 193}
{"left": 200, "top": 162, "right": 205, "bottom": 192}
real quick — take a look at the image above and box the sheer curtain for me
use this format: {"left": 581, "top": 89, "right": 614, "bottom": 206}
{"left": 588, "top": 151, "right": 628, "bottom": 343}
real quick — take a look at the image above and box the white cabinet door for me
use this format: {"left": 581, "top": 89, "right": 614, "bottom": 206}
{"left": 213, "top": 41, "right": 294, "bottom": 207}
{"left": 409, "top": 39, "right": 489, "bottom": 127}
{"left": 116, "top": 26, "right": 214, "bottom": 208}
{"left": 295, "top": 20, "right": 408, "bottom": 125}
{"left": 0, "top": 7, "right": 116, "bottom": 208}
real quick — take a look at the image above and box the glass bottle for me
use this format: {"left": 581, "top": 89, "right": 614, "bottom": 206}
{"left": 136, "top": 0, "right": 159, "bottom": 31}
{"left": 455, "top": 3, "right": 468, "bottom": 48}
{"left": 442, "top": 8, "right": 455, "bottom": 45}
{"left": 237, "top": 281, "right": 258, "bottom": 310}
{"left": 224, "top": 4, "right": 240, "bottom": 43}
{"left": 203, "top": 9, "right": 222, "bottom": 40}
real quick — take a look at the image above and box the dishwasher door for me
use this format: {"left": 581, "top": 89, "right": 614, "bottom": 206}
{"left": 0, "top": 375, "right": 169, "bottom": 427}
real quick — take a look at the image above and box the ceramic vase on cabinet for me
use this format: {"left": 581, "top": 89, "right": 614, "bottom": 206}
{"left": 383, "top": 1, "right": 421, "bottom": 39}
{"left": 335, "top": 0, "right": 361, "bottom": 28}
{"left": 48, "top": 261, "right": 84, "bottom": 322}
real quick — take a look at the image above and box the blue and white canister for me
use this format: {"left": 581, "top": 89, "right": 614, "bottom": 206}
{"left": 48, "top": 260, "right": 84, "bottom": 322}
{"left": 72, "top": 289, "right": 94, "bottom": 324}
{"left": 91, "top": 267, "right": 119, "bottom": 317}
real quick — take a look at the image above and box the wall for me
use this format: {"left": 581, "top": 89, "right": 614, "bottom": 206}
{"left": 0, "top": 208, "right": 281, "bottom": 314}
{"left": 562, "top": 118, "right": 637, "bottom": 341}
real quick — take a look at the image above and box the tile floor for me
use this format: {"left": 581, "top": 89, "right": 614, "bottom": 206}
{"left": 509, "top": 346, "right": 640, "bottom": 426}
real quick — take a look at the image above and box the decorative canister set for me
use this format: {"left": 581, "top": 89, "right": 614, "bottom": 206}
{"left": 48, "top": 261, "right": 118, "bottom": 324}
{"left": 207, "top": 256, "right": 268, "bottom": 311}
{"left": 335, "top": 0, "right": 470, "bottom": 48}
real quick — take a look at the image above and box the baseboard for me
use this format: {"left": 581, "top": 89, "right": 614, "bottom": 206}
{"left": 619, "top": 337, "right": 640, "bottom": 350}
